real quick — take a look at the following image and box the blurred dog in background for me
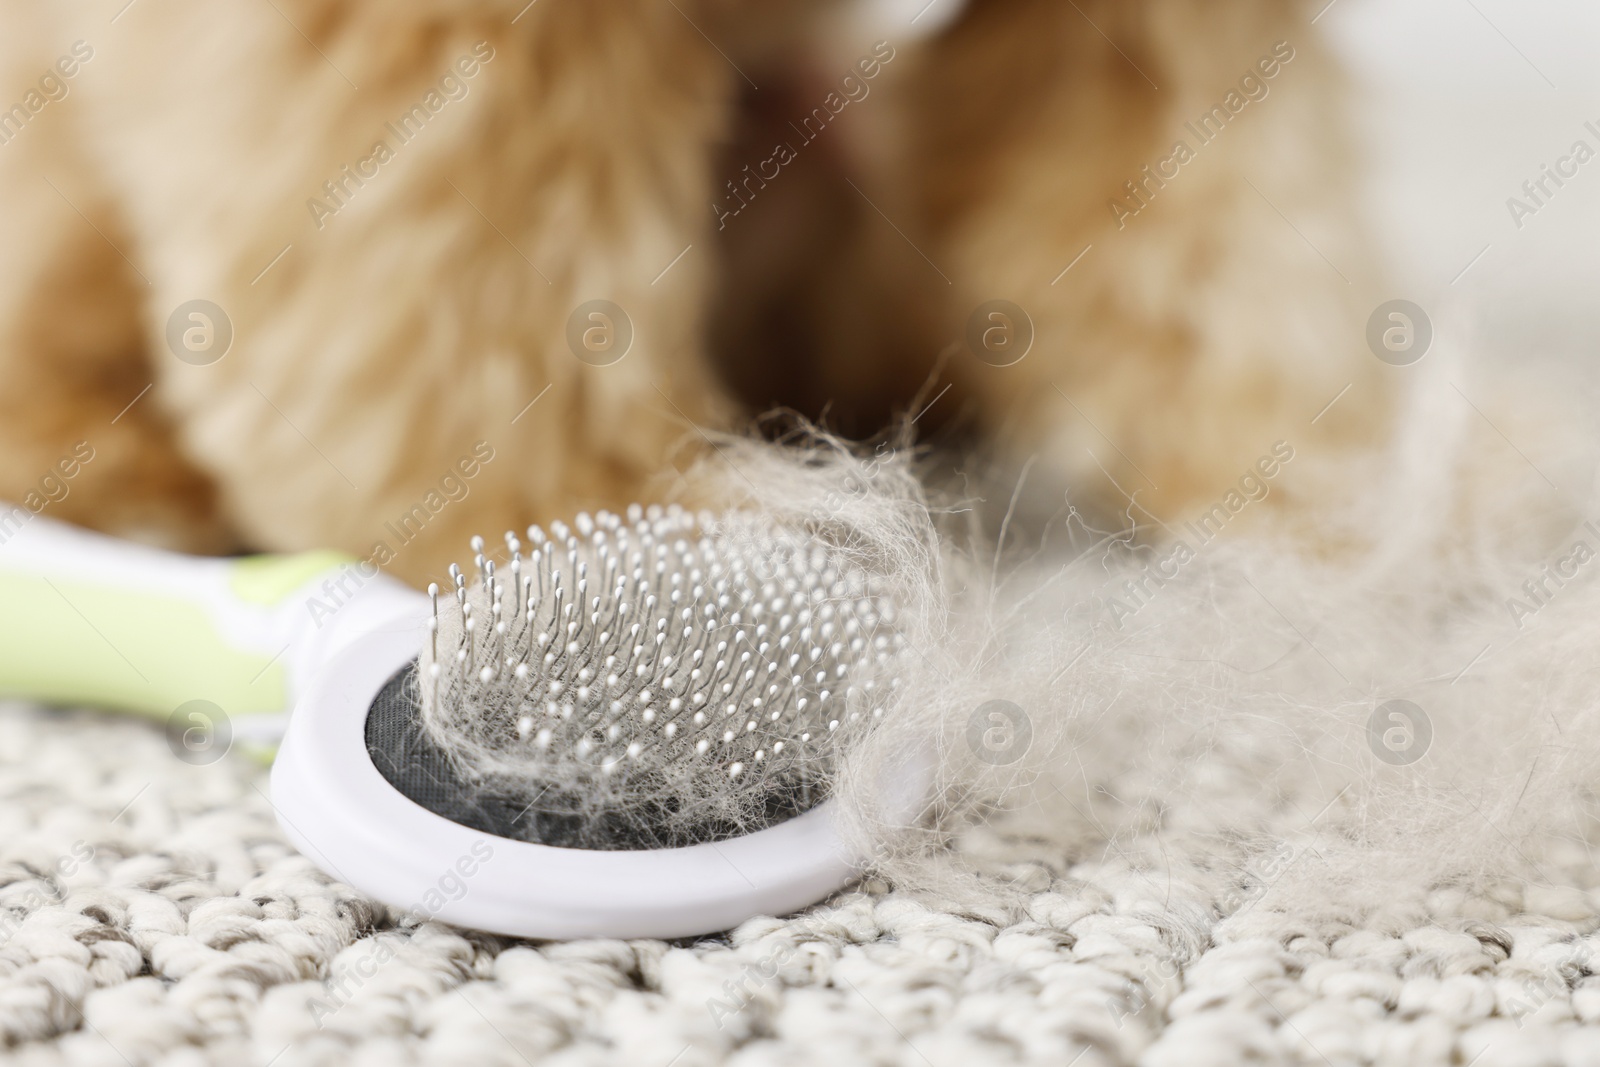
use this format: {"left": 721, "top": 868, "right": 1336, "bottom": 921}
{"left": 0, "top": 0, "right": 1384, "bottom": 584}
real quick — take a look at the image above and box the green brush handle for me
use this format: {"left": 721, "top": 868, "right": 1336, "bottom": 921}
{"left": 0, "top": 507, "right": 424, "bottom": 747}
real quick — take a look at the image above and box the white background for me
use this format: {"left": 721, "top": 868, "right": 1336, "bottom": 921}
{"left": 1328, "top": 0, "right": 1600, "bottom": 360}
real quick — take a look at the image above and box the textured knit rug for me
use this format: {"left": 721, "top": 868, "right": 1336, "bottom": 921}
{"left": 3, "top": 700, "right": 1600, "bottom": 1067}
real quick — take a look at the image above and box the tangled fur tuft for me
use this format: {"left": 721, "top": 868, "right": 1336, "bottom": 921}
{"left": 421, "top": 346, "right": 1600, "bottom": 910}
{"left": 682, "top": 353, "right": 1600, "bottom": 915}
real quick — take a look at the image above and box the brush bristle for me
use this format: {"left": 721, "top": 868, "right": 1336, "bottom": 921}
{"left": 416, "top": 504, "right": 904, "bottom": 849}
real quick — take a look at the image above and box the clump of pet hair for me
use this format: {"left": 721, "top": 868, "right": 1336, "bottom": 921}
{"left": 689, "top": 359, "right": 1600, "bottom": 919}
{"left": 417, "top": 493, "right": 910, "bottom": 851}
{"left": 425, "top": 354, "right": 1600, "bottom": 911}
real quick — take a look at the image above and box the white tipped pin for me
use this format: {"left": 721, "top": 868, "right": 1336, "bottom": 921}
{"left": 421, "top": 506, "right": 902, "bottom": 786}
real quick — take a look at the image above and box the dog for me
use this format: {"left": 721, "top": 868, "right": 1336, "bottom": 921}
{"left": 0, "top": 0, "right": 1386, "bottom": 585}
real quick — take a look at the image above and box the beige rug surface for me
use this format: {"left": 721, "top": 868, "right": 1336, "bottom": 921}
{"left": 4, "top": 700, "right": 1600, "bottom": 1066}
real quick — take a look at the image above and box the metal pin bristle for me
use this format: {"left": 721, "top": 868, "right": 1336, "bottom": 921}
{"left": 419, "top": 505, "right": 903, "bottom": 811}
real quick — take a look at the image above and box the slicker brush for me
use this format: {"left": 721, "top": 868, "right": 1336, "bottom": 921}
{"left": 268, "top": 502, "right": 921, "bottom": 939}
{"left": 414, "top": 504, "right": 905, "bottom": 851}
{"left": 0, "top": 496, "right": 926, "bottom": 938}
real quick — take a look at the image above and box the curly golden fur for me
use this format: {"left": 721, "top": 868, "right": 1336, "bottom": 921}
{"left": 0, "top": 0, "right": 1386, "bottom": 585}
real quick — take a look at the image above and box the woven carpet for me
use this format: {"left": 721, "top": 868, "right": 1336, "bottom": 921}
{"left": 2, "top": 700, "right": 1599, "bottom": 1067}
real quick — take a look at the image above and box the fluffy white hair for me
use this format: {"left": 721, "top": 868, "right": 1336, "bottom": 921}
{"left": 690, "top": 342, "right": 1600, "bottom": 913}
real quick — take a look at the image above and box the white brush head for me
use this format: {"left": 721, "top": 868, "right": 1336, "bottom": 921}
{"left": 272, "top": 501, "right": 917, "bottom": 938}
{"left": 416, "top": 504, "right": 905, "bottom": 850}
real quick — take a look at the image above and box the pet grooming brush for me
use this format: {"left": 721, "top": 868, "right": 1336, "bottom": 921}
{"left": 0, "top": 505, "right": 917, "bottom": 940}
{"left": 0, "top": 510, "right": 423, "bottom": 748}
